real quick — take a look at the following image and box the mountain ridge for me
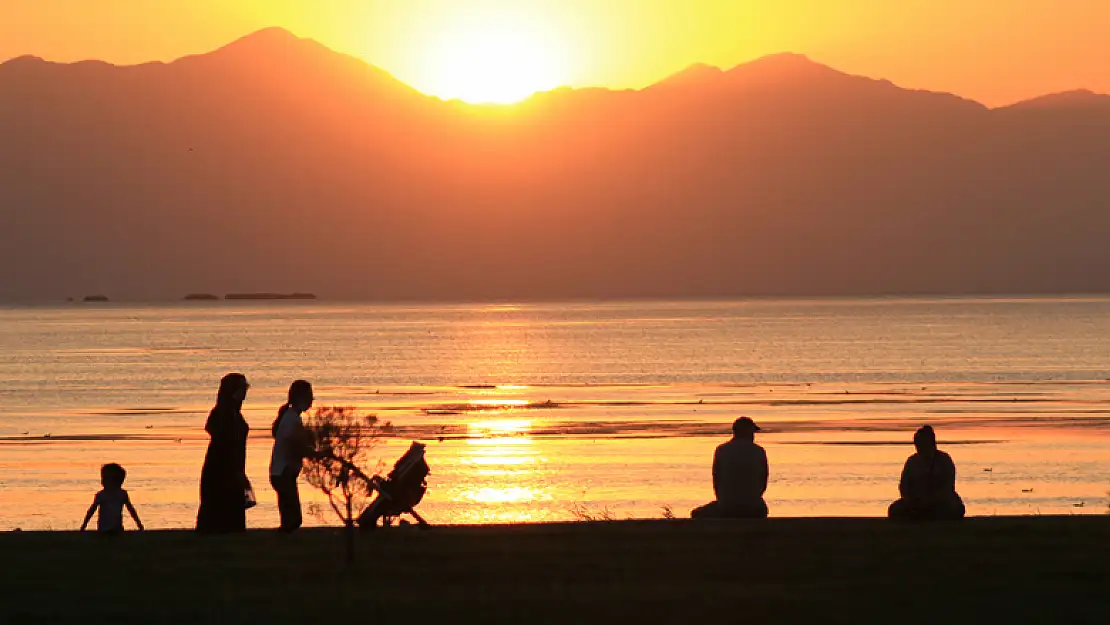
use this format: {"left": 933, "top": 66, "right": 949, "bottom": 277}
{"left": 2, "top": 29, "right": 1110, "bottom": 301}
{"left": 3, "top": 29, "right": 1103, "bottom": 109}
{"left": 1002, "top": 89, "right": 1110, "bottom": 110}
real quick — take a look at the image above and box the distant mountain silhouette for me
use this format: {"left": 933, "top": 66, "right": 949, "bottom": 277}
{"left": 2, "top": 29, "right": 1109, "bottom": 301}
{"left": 1002, "top": 89, "right": 1110, "bottom": 111}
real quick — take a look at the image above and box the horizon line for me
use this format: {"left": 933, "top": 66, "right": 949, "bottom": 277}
{"left": 7, "top": 292, "right": 1110, "bottom": 307}
{"left": 2, "top": 26, "right": 1106, "bottom": 109}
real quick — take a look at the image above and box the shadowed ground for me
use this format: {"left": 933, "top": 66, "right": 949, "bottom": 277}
{"left": 1, "top": 517, "right": 1106, "bottom": 624}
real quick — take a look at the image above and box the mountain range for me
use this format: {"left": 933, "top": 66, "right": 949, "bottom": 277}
{"left": 2, "top": 28, "right": 1109, "bottom": 301}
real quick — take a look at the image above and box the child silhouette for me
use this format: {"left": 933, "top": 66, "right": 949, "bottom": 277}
{"left": 81, "top": 463, "right": 144, "bottom": 534}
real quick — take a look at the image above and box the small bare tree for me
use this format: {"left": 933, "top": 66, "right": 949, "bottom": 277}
{"left": 302, "top": 406, "right": 391, "bottom": 564}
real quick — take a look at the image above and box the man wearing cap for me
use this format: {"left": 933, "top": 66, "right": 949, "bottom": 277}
{"left": 888, "top": 425, "right": 965, "bottom": 520}
{"left": 691, "top": 416, "right": 769, "bottom": 519}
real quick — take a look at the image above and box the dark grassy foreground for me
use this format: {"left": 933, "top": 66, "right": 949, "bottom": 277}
{"left": 1, "top": 517, "right": 1107, "bottom": 624}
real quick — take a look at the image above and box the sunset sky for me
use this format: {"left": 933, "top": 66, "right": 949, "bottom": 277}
{"left": 2, "top": 0, "right": 1108, "bottom": 105}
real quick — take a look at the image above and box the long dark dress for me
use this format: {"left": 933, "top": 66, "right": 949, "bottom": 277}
{"left": 196, "top": 399, "right": 249, "bottom": 533}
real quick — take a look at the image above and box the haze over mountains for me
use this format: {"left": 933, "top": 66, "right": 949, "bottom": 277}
{"left": 2, "top": 28, "right": 1109, "bottom": 302}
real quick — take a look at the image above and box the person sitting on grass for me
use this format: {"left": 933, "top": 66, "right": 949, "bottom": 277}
{"left": 80, "top": 463, "right": 144, "bottom": 534}
{"left": 888, "top": 425, "right": 965, "bottom": 521}
{"left": 691, "top": 417, "right": 769, "bottom": 519}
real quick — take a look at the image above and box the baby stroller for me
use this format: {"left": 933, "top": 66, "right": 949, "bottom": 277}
{"left": 357, "top": 441, "right": 431, "bottom": 529}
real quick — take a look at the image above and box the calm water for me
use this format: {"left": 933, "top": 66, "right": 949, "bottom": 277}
{"left": 1, "top": 297, "right": 1109, "bottom": 530}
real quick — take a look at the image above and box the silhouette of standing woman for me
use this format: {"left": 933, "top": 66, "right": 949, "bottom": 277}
{"left": 269, "top": 380, "right": 315, "bottom": 533}
{"left": 196, "top": 373, "right": 251, "bottom": 534}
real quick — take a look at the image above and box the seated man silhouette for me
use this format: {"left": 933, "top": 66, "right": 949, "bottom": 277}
{"left": 691, "top": 417, "right": 769, "bottom": 519}
{"left": 888, "top": 425, "right": 965, "bottom": 520}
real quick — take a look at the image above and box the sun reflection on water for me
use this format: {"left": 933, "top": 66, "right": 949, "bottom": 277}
{"left": 468, "top": 399, "right": 531, "bottom": 410}
{"left": 454, "top": 419, "right": 553, "bottom": 514}
{"left": 467, "top": 419, "right": 534, "bottom": 438}
{"left": 464, "top": 486, "right": 548, "bottom": 504}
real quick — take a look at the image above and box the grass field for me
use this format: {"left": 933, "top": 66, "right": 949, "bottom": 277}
{"left": 1, "top": 517, "right": 1107, "bottom": 624}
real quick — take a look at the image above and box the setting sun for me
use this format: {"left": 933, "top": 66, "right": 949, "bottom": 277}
{"left": 407, "top": 11, "right": 570, "bottom": 104}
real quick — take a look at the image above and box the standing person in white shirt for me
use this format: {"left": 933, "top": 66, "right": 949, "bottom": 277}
{"left": 269, "top": 380, "right": 315, "bottom": 532}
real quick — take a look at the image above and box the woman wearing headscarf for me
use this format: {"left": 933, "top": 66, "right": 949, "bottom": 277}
{"left": 196, "top": 373, "right": 252, "bottom": 533}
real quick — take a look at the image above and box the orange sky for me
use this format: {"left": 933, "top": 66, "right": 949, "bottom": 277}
{"left": 2, "top": 0, "right": 1108, "bottom": 106}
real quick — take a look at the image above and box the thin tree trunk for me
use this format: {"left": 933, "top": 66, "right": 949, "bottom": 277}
{"left": 345, "top": 493, "right": 355, "bottom": 566}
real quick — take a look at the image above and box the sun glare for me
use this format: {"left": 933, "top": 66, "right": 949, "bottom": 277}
{"left": 411, "top": 12, "right": 570, "bottom": 104}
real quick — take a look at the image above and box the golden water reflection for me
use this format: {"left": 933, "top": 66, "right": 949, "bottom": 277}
{"left": 454, "top": 419, "right": 553, "bottom": 514}
{"left": 464, "top": 486, "right": 547, "bottom": 504}
{"left": 466, "top": 418, "right": 534, "bottom": 439}
{"left": 468, "top": 399, "right": 530, "bottom": 408}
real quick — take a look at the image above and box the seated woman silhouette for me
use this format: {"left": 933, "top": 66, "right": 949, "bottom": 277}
{"left": 691, "top": 417, "right": 769, "bottom": 519}
{"left": 888, "top": 425, "right": 965, "bottom": 520}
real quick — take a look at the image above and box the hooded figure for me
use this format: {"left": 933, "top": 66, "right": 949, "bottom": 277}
{"left": 196, "top": 373, "right": 251, "bottom": 533}
{"left": 888, "top": 425, "right": 965, "bottom": 520}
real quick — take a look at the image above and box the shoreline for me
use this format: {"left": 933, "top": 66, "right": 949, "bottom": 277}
{"left": 2, "top": 513, "right": 1108, "bottom": 533}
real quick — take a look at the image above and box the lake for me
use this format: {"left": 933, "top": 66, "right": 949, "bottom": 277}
{"left": 1, "top": 297, "right": 1108, "bottom": 530}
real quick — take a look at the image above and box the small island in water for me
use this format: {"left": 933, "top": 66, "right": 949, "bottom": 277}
{"left": 223, "top": 292, "right": 317, "bottom": 301}
{"left": 183, "top": 293, "right": 220, "bottom": 301}
{"left": 82, "top": 295, "right": 109, "bottom": 303}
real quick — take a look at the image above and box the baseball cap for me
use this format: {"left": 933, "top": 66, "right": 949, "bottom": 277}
{"left": 732, "top": 416, "right": 762, "bottom": 434}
